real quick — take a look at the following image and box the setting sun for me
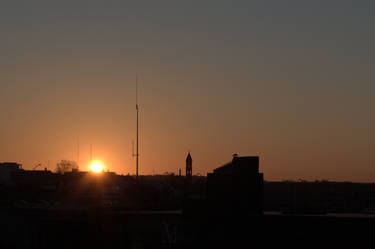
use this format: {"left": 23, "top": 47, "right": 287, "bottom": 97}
{"left": 89, "top": 161, "right": 104, "bottom": 173}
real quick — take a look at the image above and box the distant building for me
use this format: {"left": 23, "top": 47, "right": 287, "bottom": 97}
{"left": 207, "top": 155, "right": 264, "bottom": 215}
{"left": 0, "top": 162, "right": 22, "bottom": 170}
{"left": 11, "top": 169, "right": 58, "bottom": 190}
{"left": 186, "top": 152, "right": 192, "bottom": 182}
{"left": 0, "top": 162, "right": 22, "bottom": 186}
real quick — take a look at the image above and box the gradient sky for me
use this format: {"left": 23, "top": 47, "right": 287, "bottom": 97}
{"left": 0, "top": 1, "right": 374, "bottom": 181}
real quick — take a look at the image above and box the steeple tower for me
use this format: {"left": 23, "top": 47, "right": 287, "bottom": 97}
{"left": 186, "top": 152, "right": 192, "bottom": 180}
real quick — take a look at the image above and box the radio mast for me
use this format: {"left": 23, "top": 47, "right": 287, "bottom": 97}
{"left": 135, "top": 76, "right": 139, "bottom": 181}
{"left": 90, "top": 144, "right": 93, "bottom": 162}
{"left": 77, "top": 138, "right": 80, "bottom": 167}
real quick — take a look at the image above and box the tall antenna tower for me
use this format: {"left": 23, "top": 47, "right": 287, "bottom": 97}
{"left": 90, "top": 144, "right": 93, "bottom": 162}
{"left": 77, "top": 138, "right": 80, "bottom": 166}
{"left": 135, "top": 76, "right": 140, "bottom": 181}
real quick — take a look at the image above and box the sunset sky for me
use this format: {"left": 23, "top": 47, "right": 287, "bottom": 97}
{"left": 0, "top": 1, "right": 374, "bottom": 181}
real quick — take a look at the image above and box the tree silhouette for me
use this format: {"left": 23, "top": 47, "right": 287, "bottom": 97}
{"left": 55, "top": 160, "right": 78, "bottom": 174}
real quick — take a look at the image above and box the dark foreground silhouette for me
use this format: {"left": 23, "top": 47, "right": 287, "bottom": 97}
{"left": 1, "top": 208, "right": 375, "bottom": 249}
{"left": 1, "top": 157, "right": 375, "bottom": 248}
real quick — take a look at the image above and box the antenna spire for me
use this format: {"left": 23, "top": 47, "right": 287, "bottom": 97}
{"left": 90, "top": 144, "right": 93, "bottom": 162}
{"left": 136, "top": 76, "right": 138, "bottom": 109}
{"left": 77, "top": 138, "right": 80, "bottom": 167}
{"left": 135, "top": 76, "right": 139, "bottom": 181}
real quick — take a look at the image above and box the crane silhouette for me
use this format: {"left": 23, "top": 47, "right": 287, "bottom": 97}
{"left": 33, "top": 163, "right": 42, "bottom": 170}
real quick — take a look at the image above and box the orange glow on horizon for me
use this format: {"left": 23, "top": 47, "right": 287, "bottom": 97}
{"left": 89, "top": 160, "right": 104, "bottom": 173}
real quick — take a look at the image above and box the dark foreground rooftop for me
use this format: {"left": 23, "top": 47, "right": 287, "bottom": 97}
{"left": 1, "top": 207, "right": 375, "bottom": 249}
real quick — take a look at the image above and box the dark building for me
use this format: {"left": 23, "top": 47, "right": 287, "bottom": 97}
{"left": 207, "top": 154, "right": 263, "bottom": 215}
{"left": 0, "top": 162, "right": 22, "bottom": 170}
{"left": 11, "top": 169, "right": 57, "bottom": 188}
{"left": 186, "top": 152, "right": 192, "bottom": 181}
{"left": 0, "top": 162, "right": 22, "bottom": 186}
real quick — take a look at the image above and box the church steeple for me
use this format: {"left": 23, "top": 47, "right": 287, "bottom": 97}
{"left": 186, "top": 152, "right": 192, "bottom": 179}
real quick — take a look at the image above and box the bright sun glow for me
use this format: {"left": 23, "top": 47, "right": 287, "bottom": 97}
{"left": 89, "top": 161, "right": 104, "bottom": 173}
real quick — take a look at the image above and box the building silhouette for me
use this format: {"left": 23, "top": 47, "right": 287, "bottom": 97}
{"left": 207, "top": 154, "right": 263, "bottom": 215}
{"left": 186, "top": 152, "right": 192, "bottom": 182}
{"left": 0, "top": 162, "right": 22, "bottom": 186}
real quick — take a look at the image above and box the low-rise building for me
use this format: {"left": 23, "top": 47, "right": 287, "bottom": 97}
{"left": 207, "top": 155, "right": 263, "bottom": 215}
{"left": 0, "top": 162, "right": 22, "bottom": 186}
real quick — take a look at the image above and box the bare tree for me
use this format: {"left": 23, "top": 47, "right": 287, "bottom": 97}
{"left": 55, "top": 160, "right": 78, "bottom": 174}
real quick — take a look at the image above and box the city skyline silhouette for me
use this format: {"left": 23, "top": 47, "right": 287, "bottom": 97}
{"left": 1, "top": 2, "right": 375, "bottom": 249}
{"left": 1, "top": 1, "right": 374, "bottom": 182}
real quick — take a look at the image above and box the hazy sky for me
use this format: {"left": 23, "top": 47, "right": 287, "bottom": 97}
{"left": 0, "top": 1, "right": 374, "bottom": 181}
